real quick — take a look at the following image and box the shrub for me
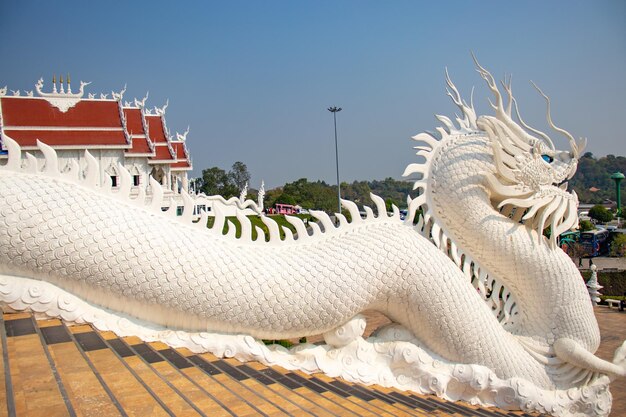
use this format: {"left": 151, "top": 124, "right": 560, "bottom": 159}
{"left": 262, "top": 339, "right": 294, "bottom": 348}
{"left": 579, "top": 219, "right": 594, "bottom": 232}
{"left": 610, "top": 234, "right": 626, "bottom": 257}
{"left": 600, "top": 295, "right": 626, "bottom": 302}
{"left": 588, "top": 205, "right": 613, "bottom": 223}
{"left": 582, "top": 270, "right": 626, "bottom": 296}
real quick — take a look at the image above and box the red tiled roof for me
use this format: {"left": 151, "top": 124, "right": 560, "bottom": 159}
{"left": 123, "top": 108, "right": 153, "bottom": 155}
{"left": 1, "top": 97, "right": 122, "bottom": 128}
{"left": 1, "top": 95, "right": 190, "bottom": 164}
{"left": 152, "top": 145, "right": 175, "bottom": 161}
{"left": 123, "top": 108, "right": 144, "bottom": 135}
{"left": 169, "top": 142, "right": 191, "bottom": 170}
{"left": 126, "top": 137, "right": 153, "bottom": 155}
{"left": 145, "top": 115, "right": 175, "bottom": 162}
{"left": 172, "top": 142, "right": 187, "bottom": 159}
{"left": 3, "top": 130, "right": 127, "bottom": 147}
{"left": 145, "top": 115, "right": 167, "bottom": 143}
{"left": 170, "top": 160, "right": 191, "bottom": 169}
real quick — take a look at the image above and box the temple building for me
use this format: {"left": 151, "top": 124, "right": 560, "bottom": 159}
{"left": 0, "top": 76, "right": 192, "bottom": 203}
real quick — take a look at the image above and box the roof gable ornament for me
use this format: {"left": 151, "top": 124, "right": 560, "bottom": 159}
{"left": 35, "top": 76, "right": 91, "bottom": 113}
{"left": 135, "top": 92, "right": 149, "bottom": 108}
{"left": 176, "top": 126, "right": 190, "bottom": 141}
{"left": 154, "top": 99, "right": 168, "bottom": 116}
{"left": 111, "top": 84, "right": 127, "bottom": 101}
{"left": 0, "top": 86, "right": 6, "bottom": 96}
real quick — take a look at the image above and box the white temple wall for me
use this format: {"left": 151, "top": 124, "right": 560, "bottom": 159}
{"left": 18, "top": 148, "right": 190, "bottom": 208}
{"left": 123, "top": 158, "right": 152, "bottom": 188}
{"left": 25, "top": 149, "right": 124, "bottom": 186}
{"left": 96, "top": 149, "right": 124, "bottom": 187}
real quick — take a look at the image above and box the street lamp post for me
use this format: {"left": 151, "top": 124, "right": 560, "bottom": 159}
{"left": 328, "top": 106, "right": 342, "bottom": 214}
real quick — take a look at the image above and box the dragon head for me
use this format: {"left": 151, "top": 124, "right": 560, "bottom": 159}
{"left": 468, "top": 57, "right": 586, "bottom": 248}
{"left": 405, "top": 58, "right": 586, "bottom": 249}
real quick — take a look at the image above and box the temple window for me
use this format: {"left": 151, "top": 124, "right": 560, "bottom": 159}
{"left": 106, "top": 164, "right": 119, "bottom": 188}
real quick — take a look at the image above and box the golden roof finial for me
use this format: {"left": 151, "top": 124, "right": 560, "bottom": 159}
{"left": 60, "top": 75, "right": 64, "bottom": 84}
{"left": 67, "top": 73, "right": 71, "bottom": 84}
{"left": 52, "top": 75, "right": 56, "bottom": 84}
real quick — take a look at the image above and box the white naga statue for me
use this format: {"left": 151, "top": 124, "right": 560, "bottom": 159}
{"left": 1, "top": 61, "right": 625, "bottom": 417}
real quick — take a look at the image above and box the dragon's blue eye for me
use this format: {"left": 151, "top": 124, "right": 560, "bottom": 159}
{"left": 542, "top": 154, "right": 554, "bottom": 163}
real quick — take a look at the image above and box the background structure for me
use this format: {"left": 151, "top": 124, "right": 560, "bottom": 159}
{"left": 1, "top": 1, "right": 624, "bottom": 188}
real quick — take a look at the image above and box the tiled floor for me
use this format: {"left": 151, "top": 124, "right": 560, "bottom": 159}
{"left": 591, "top": 306, "right": 626, "bottom": 415}
{"left": 2, "top": 307, "right": 623, "bottom": 417}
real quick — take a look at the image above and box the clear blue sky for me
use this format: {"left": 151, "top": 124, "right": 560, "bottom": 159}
{"left": 2, "top": 1, "right": 624, "bottom": 188}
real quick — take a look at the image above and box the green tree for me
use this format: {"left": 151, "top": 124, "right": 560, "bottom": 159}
{"left": 341, "top": 181, "right": 373, "bottom": 207}
{"left": 282, "top": 178, "right": 337, "bottom": 212}
{"left": 579, "top": 219, "right": 594, "bottom": 232}
{"left": 200, "top": 166, "right": 238, "bottom": 198}
{"left": 264, "top": 187, "right": 283, "bottom": 209}
{"left": 200, "top": 167, "right": 228, "bottom": 196}
{"left": 275, "top": 193, "right": 296, "bottom": 206}
{"left": 263, "top": 177, "right": 416, "bottom": 213}
{"left": 368, "top": 178, "right": 414, "bottom": 209}
{"left": 198, "top": 162, "right": 251, "bottom": 198}
{"left": 610, "top": 234, "right": 626, "bottom": 257}
{"left": 385, "top": 198, "right": 397, "bottom": 212}
{"left": 588, "top": 205, "right": 613, "bottom": 223}
{"left": 570, "top": 153, "right": 626, "bottom": 204}
{"left": 229, "top": 161, "right": 251, "bottom": 191}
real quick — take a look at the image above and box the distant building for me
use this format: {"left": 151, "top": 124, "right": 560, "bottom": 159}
{"left": 274, "top": 203, "right": 298, "bottom": 215}
{"left": 0, "top": 76, "right": 192, "bottom": 204}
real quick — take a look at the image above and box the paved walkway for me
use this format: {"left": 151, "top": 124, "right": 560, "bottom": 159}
{"left": 1, "top": 307, "right": 624, "bottom": 416}
{"left": 577, "top": 256, "right": 626, "bottom": 271}
{"left": 593, "top": 306, "right": 626, "bottom": 415}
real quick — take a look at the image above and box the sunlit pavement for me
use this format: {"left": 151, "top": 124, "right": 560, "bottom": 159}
{"left": 0, "top": 309, "right": 550, "bottom": 417}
